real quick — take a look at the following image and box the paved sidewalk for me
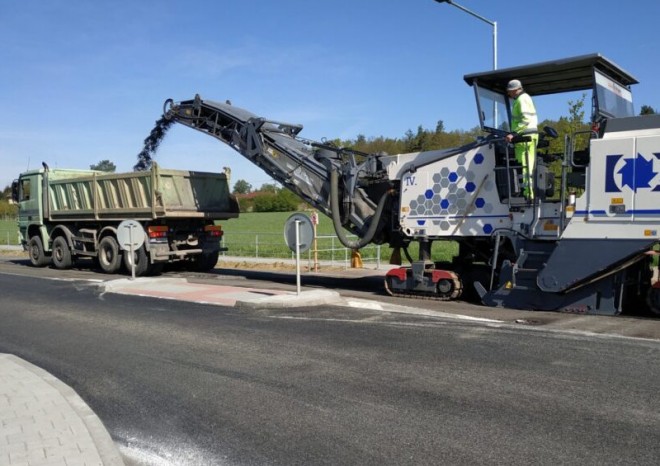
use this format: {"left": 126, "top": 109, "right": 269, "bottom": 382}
{"left": 0, "top": 354, "right": 124, "bottom": 466}
{"left": 102, "top": 277, "right": 342, "bottom": 309}
{"left": 100, "top": 277, "right": 502, "bottom": 325}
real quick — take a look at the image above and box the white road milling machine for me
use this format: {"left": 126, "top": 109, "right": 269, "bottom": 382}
{"left": 163, "top": 54, "right": 660, "bottom": 316}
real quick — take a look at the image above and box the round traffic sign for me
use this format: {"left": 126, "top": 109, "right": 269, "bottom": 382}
{"left": 117, "top": 220, "right": 146, "bottom": 251}
{"left": 284, "top": 213, "right": 314, "bottom": 253}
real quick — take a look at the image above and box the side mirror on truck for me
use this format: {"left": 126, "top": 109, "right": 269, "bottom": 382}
{"left": 11, "top": 180, "right": 19, "bottom": 203}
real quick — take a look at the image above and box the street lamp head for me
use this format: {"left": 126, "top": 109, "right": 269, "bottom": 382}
{"left": 434, "top": 0, "right": 453, "bottom": 4}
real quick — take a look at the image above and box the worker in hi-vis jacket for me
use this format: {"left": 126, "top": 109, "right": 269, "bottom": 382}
{"left": 505, "top": 79, "right": 538, "bottom": 199}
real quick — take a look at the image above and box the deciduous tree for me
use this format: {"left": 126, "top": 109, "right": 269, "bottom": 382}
{"left": 90, "top": 160, "right": 116, "bottom": 172}
{"left": 640, "top": 105, "right": 657, "bottom": 115}
{"left": 233, "top": 179, "right": 252, "bottom": 194}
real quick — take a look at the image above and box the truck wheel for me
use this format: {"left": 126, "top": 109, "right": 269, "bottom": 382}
{"left": 192, "top": 252, "right": 219, "bottom": 272}
{"left": 98, "top": 236, "right": 122, "bottom": 274}
{"left": 123, "top": 246, "right": 149, "bottom": 277}
{"left": 51, "top": 236, "right": 72, "bottom": 269}
{"left": 27, "top": 236, "right": 51, "bottom": 267}
{"left": 147, "top": 262, "right": 165, "bottom": 276}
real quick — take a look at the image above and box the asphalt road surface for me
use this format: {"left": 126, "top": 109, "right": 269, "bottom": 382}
{"left": 1, "top": 271, "right": 659, "bottom": 465}
{"left": 3, "top": 254, "right": 660, "bottom": 340}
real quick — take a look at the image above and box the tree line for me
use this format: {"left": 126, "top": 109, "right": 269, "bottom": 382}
{"left": 231, "top": 181, "right": 301, "bottom": 212}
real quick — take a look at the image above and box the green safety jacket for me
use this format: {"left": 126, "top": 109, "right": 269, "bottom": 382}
{"left": 511, "top": 92, "right": 538, "bottom": 135}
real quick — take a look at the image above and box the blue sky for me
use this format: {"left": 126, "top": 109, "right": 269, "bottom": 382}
{"left": 1, "top": 0, "right": 659, "bottom": 191}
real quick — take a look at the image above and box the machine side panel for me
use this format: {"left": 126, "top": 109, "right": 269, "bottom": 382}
{"left": 398, "top": 146, "right": 510, "bottom": 238}
{"left": 585, "top": 137, "right": 635, "bottom": 223}
{"left": 632, "top": 135, "right": 660, "bottom": 222}
{"left": 537, "top": 238, "right": 653, "bottom": 292}
{"left": 562, "top": 135, "right": 660, "bottom": 239}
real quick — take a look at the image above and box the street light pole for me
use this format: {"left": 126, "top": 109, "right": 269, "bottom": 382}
{"left": 434, "top": 0, "right": 498, "bottom": 70}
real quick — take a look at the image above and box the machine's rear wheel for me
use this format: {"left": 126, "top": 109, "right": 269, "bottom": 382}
{"left": 646, "top": 286, "right": 660, "bottom": 316}
{"left": 28, "top": 235, "right": 50, "bottom": 267}
{"left": 51, "top": 236, "right": 72, "bottom": 269}
{"left": 384, "top": 274, "right": 405, "bottom": 296}
{"left": 436, "top": 278, "right": 456, "bottom": 299}
{"left": 436, "top": 274, "right": 463, "bottom": 300}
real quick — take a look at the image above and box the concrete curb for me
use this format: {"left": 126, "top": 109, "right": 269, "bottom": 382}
{"left": 102, "top": 277, "right": 345, "bottom": 310}
{"left": 100, "top": 276, "right": 162, "bottom": 292}
{"left": 235, "top": 289, "right": 342, "bottom": 309}
{"left": 2, "top": 354, "right": 124, "bottom": 465}
{"left": 0, "top": 245, "right": 23, "bottom": 252}
{"left": 99, "top": 277, "right": 502, "bottom": 323}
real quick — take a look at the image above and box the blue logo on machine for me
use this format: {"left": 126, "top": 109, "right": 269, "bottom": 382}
{"left": 605, "top": 153, "right": 660, "bottom": 192}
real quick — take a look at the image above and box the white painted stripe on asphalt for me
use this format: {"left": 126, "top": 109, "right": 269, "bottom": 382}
{"left": 342, "top": 299, "right": 384, "bottom": 310}
{"left": 0, "top": 270, "right": 105, "bottom": 283}
{"left": 339, "top": 298, "right": 502, "bottom": 323}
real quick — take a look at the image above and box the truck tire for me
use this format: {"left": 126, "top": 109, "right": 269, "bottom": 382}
{"left": 98, "top": 236, "right": 122, "bottom": 274}
{"left": 192, "top": 251, "right": 219, "bottom": 272}
{"left": 146, "top": 262, "right": 165, "bottom": 276}
{"left": 123, "top": 245, "right": 149, "bottom": 277}
{"left": 27, "top": 235, "right": 51, "bottom": 267}
{"left": 51, "top": 236, "right": 72, "bottom": 269}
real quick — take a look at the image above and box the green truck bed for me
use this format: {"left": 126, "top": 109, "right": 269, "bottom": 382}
{"left": 43, "top": 164, "right": 239, "bottom": 221}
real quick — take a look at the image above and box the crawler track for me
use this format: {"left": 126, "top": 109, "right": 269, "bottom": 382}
{"left": 384, "top": 271, "right": 463, "bottom": 301}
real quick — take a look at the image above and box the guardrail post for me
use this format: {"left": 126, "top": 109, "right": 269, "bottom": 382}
{"left": 331, "top": 237, "right": 335, "bottom": 264}
{"left": 307, "top": 247, "right": 312, "bottom": 271}
{"left": 377, "top": 244, "right": 381, "bottom": 269}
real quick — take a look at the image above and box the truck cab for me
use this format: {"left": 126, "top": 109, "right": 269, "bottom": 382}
{"left": 14, "top": 169, "right": 51, "bottom": 264}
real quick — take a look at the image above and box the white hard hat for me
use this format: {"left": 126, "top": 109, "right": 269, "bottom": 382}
{"left": 507, "top": 79, "right": 522, "bottom": 91}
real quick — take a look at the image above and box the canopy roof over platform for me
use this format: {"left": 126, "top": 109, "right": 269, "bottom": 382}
{"left": 463, "top": 54, "right": 638, "bottom": 96}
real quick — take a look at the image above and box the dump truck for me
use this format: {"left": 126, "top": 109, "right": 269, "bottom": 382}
{"left": 11, "top": 163, "right": 239, "bottom": 276}
{"left": 161, "top": 53, "right": 660, "bottom": 315}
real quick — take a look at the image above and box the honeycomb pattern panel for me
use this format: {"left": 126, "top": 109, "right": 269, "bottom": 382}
{"left": 406, "top": 152, "right": 495, "bottom": 234}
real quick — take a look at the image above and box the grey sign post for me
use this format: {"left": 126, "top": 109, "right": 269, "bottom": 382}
{"left": 117, "top": 220, "right": 145, "bottom": 280}
{"left": 284, "top": 213, "right": 313, "bottom": 295}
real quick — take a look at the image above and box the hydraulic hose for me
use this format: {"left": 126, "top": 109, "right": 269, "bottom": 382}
{"left": 330, "top": 168, "right": 392, "bottom": 249}
{"left": 403, "top": 246, "right": 414, "bottom": 264}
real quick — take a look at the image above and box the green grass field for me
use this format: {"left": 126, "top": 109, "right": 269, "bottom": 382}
{"left": 220, "top": 211, "right": 380, "bottom": 262}
{"left": 0, "top": 219, "right": 18, "bottom": 245}
{"left": 219, "top": 211, "right": 337, "bottom": 236}
{"left": 0, "top": 212, "right": 458, "bottom": 264}
{"left": 219, "top": 211, "right": 458, "bottom": 263}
